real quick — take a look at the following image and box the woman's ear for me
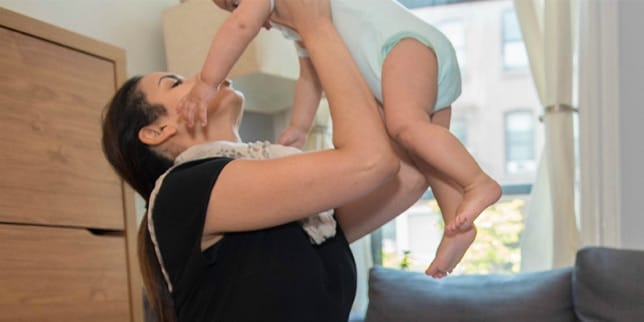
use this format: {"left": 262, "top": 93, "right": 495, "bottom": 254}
{"left": 138, "top": 124, "right": 177, "bottom": 146}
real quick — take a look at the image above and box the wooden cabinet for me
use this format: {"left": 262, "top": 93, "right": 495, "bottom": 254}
{"left": 0, "top": 8, "right": 142, "bottom": 322}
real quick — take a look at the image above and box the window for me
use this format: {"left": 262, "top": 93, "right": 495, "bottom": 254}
{"left": 501, "top": 9, "right": 529, "bottom": 70}
{"left": 504, "top": 110, "right": 536, "bottom": 175}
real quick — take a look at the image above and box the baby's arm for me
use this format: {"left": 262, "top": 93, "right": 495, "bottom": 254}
{"left": 278, "top": 55, "right": 323, "bottom": 148}
{"left": 178, "top": 0, "right": 273, "bottom": 127}
{"left": 201, "top": 0, "right": 272, "bottom": 86}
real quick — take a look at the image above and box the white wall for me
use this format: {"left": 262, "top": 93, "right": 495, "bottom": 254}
{"left": 0, "top": 0, "right": 179, "bottom": 76}
{"left": 618, "top": 0, "right": 644, "bottom": 249}
{"left": 0, "top": 0, "right": 280, "bottom": 143}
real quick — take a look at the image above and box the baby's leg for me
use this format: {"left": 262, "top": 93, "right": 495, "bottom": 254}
{"left": 381, "top": 38, "right": 501, "bottom": 233}
{"left": 414, "top": 110, "right": 476, "bottom": 278}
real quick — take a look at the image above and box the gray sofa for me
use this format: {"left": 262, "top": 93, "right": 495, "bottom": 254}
{"left": 357, "top": 247, "right": 644, "bottom": 322}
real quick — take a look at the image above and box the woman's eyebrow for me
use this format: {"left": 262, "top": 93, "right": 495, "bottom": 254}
{"left": 158, "top": 74, "right": 180, "bottom": 86}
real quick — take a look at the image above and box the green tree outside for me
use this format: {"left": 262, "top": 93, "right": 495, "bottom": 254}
{"left": 382, "top": 198, "right": 526, "bottom": 274}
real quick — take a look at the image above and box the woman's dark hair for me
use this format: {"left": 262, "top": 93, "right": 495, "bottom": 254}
{"left": 101, "top": 75, "right": 177, "bottom": 322}
{"left": 101, "top": 75, "right": 173, "bottom": 201}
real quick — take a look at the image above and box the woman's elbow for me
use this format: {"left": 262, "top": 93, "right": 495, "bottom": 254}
{"left": 361, "top": 145, "right": 400, "bottom": 183}
{"left": 381, "top": 149, "right": 401, "bottom": 179}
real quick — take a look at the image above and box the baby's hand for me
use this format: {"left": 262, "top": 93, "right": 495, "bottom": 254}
{"left": 177, "top": 79, "right": 217, "bottom": 127}
{"left": 277, "top": 126, "right": 307, "bottom": 149}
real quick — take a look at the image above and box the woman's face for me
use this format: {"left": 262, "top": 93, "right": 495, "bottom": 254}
{"left": 139, "top": 72, "right": 244, "bottom": 127}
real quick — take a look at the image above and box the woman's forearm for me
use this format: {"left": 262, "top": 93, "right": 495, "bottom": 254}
{"left": 297, "top": 19, "right": 398, "bottom": 175}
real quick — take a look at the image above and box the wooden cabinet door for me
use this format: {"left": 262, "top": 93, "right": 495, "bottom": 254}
{"left": 0, "top": 8, "right": 142, "bottom": 322}
{"left": 0, "top": 224, "right": 131, "bottom": 322}
{"left": 0, "top": 24, "right": 124, "bottom": 230}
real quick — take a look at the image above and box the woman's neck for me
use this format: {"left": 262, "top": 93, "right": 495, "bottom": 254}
{"left": 203, "top": 102, "right": 243, "bottom": 143}
{"left": 170, "top": 105, "right": 244, "bottom": 159}
{"left": 166, "top": 124, "right": 241, "bottom": 161}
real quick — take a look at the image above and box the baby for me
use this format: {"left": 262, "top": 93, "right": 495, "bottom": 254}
{"left": 177, "top": 0, "right": 501, "bottom": 277}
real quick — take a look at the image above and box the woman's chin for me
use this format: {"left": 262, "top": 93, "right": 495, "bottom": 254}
{"left": 212, "top": 89, "right": 243, "bottom": 113}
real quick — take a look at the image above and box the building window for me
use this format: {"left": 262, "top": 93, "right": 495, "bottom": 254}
{"left": 505, "top": 110, "right": 536, "bottom": 175}
{"left": 501, "top": 9, "right": 529, "bottom": 70}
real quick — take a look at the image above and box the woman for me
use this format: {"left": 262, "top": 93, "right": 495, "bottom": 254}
{"left": 102, "top": 1, "right": 427, "bottom": 321}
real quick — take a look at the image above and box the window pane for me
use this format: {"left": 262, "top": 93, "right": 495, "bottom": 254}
{"left": 503, "top": 42, "right": 529, "bottom": 69}
{"left": 502, "top": 10, "right": 522, "bottom": 41}
{"left": 505, "top": 110, "right": 535, "bottom": 175}
{"left": 501, "top": 9, "right": 529, "bottom": 70}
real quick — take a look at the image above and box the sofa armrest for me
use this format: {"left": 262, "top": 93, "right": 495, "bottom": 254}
{"left": 574, "top": 247, "right": 644, "bottom": 322}
{"left": 365, "top": 266, "right": 576, "bottom": 322}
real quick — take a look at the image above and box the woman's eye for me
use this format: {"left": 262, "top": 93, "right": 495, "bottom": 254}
{"left": 232, "top": 0, "right": 239, "bottom": 9}
{"left": 171, "top": 80, "right": 182, "bottom": 88}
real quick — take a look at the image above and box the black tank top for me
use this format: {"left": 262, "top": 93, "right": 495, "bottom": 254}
{"left": 152, "top": 157, "right": 357, "bottom": 322}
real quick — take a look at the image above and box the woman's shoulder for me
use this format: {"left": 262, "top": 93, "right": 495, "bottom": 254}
{"left": 155, "top": 157, "right": 233, "bottom": 217}
{"left": 172, "top": 156, "right": 233, "bottom": 174}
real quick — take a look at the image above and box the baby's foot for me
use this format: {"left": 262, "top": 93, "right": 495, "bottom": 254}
{"left": 446, "top": 175, "right": 501, "bottom": 233}
{"left": 425, "top": 227, "right": 477, "bottom": 278}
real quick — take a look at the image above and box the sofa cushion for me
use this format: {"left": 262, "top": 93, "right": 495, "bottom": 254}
{"left": 365, "top": 266, "right": 576, "bottom": 322}
{"left": 573, "top": 247, "right": 644, "bottom": 322}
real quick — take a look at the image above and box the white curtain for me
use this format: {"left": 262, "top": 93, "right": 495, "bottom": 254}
{"left": 577, "top": 0, "right": 621, "bottom": 248}
{"left": 514, "top": 0, "right": 579, "bottom": 272}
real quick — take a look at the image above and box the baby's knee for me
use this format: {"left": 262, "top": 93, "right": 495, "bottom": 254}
{"left": 385, "top": 117, "right": 421, "bottom": 147}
